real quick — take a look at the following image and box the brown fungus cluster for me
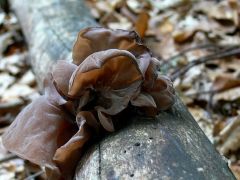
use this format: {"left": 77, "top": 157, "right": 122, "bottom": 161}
{"left": 2, "top": 27, "right": 175, "bottom": 179}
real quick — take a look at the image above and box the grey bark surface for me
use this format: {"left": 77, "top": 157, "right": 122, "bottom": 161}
{"left": 10, "top": 0, "right": 97, "bottom": 89}
{"left": 10, "top": 0, "right": 235, "bottom": 179}
{"left": 75, "top": 98, "right": 235, "bottom": 180}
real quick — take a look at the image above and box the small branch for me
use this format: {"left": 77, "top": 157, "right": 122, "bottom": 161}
{"left": 164, "top": 44, "right": 222, "bottom": 61}
{"left": 170, "top": 46, "right": 240, "bottom": 81}
{"left": 185, "top": 90, "right": 216, "bottom": 97}
{"left": 0, "top": 154, "right": 18, "bottom": 164}
{"left": 25, "top": 170, "right": 44, "bottom": 180}
{"left": 160, "top": 44, "right": 238, "bottom": 74}
{"left": 161, "top": 44, "right": 226, "bottom": 69}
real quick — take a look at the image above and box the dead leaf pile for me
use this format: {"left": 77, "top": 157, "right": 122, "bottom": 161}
{"left": 0, "top": 10, "right": 42, "bottom": 180}
{"left": 86, "top": 0, "right": 240, "bottom": 178}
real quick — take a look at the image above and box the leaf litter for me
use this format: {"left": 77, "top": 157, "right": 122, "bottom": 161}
{"left": 1, "top": 0, "right": 240, "bottom": 179}
{"left": 0, "top": 7, "right": 43, "bottom": 180}
{"left": 86, "top": 0, "right": 240, "bottom": 178}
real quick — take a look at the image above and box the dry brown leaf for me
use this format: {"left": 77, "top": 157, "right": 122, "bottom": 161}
{"left": 212, "top": 75, "right": 240, "bottom": 92}
{"left": 119, "top": 2, "right": 138, "bottom": 23}
{"left": 150, "top": 0, "right": 192, "bottom": 11}
{"left": 147, "top": 34, "right": 177, "bottom": 59}
{"left": 18, "top": 70, "right": 36, "bottom": 86}
{"left": 213, "top": 120, "right": 227, "bottom": 137}
{"left": 158, "top": 19, "right": 174, "bottom": 34}
{"left": 0, "top": 73, "right": 15, "bottom": 94}
{"left": 208, "top": 0, "right": 239, "bottom": 26}
{"left": 1, "top": 84, "right": 35, "bottom": 101}
{"left": 230, "top": 163, "right": 240, "bottom": 180}
{"left": 217, "top": 116, "right": 240, "bottom": 155}
{"left": 134, "top": 11, "right": 149, "bottom": 38}
{"left": 214, "top": 87, "right": 240, "bottom": 102}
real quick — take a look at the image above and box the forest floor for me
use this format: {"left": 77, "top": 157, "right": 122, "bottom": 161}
{"left": 0, "top": 0, "right": 240, "bottom": 179}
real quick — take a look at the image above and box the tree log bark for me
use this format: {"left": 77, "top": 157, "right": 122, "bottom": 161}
{"left": 10, "top": 0, "right": 235, "bottom": 179}
{"left": 10, "top": 0, "right": 97, "bottom": 89}
{"left": 75, "top": 98, "right": 235, "bottom": 179}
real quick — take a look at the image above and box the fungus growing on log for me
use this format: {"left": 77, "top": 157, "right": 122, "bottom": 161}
{"left": 2, "top": 27, "right": 175, "bottom": 179}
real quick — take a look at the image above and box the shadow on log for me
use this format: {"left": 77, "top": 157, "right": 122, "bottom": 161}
{"left": 10, "top": 0, "right": 235, "bottom": 179}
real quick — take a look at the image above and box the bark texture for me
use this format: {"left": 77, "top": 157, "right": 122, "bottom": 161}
{"left": 10, "top": 0, "right": 235, "bottom": 179}
{"left": 10, "top": 0, "right": 97, "bottom": 89}
{"left": 75, "top": 98, "right": 235, "bottom": 179}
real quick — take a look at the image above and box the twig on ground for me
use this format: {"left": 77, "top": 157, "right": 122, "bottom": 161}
{"left": 160, "top": 43, "right": 229, "bottom": 70}
{"left": 0, "top": 154, "right": 18, "bottom": 163}
{"left": 24, "top": 170, "right": 44, "bottom": 180}
{"left": 164, "top": 44, "right": 222, "bottom": 61}
{"left": 170, "top": 46, "right": 240, "bottom": 81}
{"left": 185, "top": 90, "right": 216, "bottom": 97}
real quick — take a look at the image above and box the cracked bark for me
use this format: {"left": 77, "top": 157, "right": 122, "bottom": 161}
{"left": 10, "top": 0, "right": 236, "bottom": 179}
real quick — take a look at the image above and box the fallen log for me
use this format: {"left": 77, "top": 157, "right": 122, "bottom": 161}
{"left": 10, "top": 0, "right": 235, "bottom": 179}
{"left": 10, "top": 0, "right": 97, "bottom": 89}
{"left": 75, "top": 98, "right": 235, "bottom": 179}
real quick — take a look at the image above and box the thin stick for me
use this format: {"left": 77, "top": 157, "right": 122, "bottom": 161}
{"left": 170, "top": 47, "right": 240, "bottom": 81}
{"left": 164, "top": 44, "right": 221, "bottom": 62}
{"left": 24, "top": 170, "right": 44, "bottom": 180}
{"left": 185, "top": 90, "right": 216, "bottom": 97}
{"left": 161, "top": 44, "right": 239, "bottom": 73}
{"left": 0, "top": 154, "right": 18, "bottom": 164}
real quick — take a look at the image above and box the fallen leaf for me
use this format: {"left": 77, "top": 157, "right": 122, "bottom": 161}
{"left": 214, "top": 87, "right": 240, "bottom": 101}
{"left": 19, "top": 70, "right": 36, "bottom": 86}
{"left": 217, "top": 116, "right": 240, "bottom": 155}
{"left": 0, "top": 73, "right": 15, "bottom": 94}
{"left": 150, "top": 0, "right": 191, "bottom": 11}
{"left": 208, "top": 0, "right": 239, "bottom": 26}
{"left": 134, "top": 11, "right": 149, "bottom": 38}
{"left": 212, "top": 75, "right": 240, "bottom": 92}
{"left": 2, "top": 84, "right": 36, "bottom": 101}
{"left": 230, "top": 163, "right": 240, "bottom": 180}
